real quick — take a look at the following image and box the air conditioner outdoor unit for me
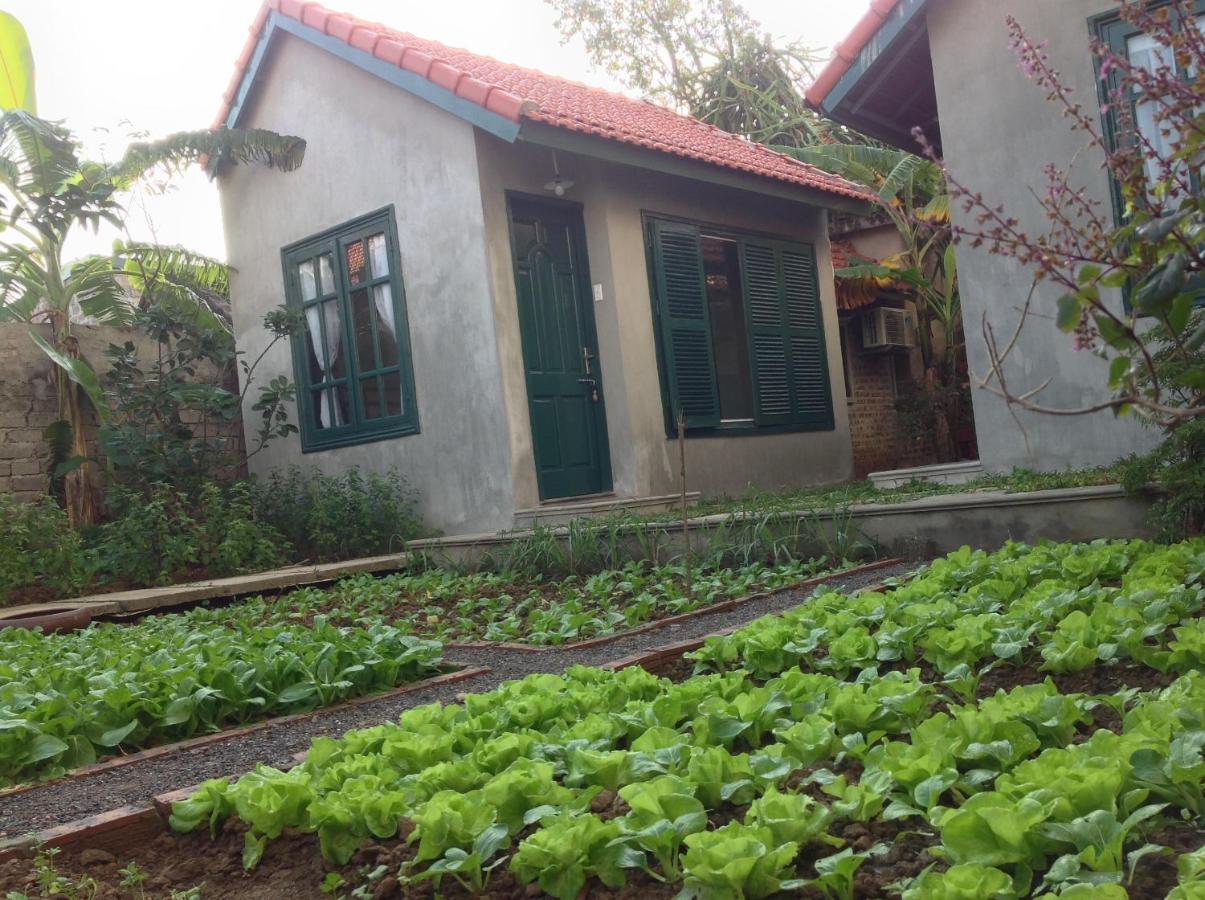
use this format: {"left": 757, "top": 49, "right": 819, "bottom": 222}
{"left": 861, "top": 306, "right": 917, "bottom": 351}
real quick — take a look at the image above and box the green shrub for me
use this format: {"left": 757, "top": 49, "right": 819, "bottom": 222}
{"left": 249, "top": 466, "right": 424, "bottom": 563}
{"left": 0, "top": 495, "right": 91, "bottom": 604}
{"left": 94, "top": 482, "right": 285, "bottom": 586}
{"left": 1121, "top": 418, "right": 1205, "bottom": 541}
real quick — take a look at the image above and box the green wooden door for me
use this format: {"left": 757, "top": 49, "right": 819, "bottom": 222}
{"left": 509, "top": 197, "right": 612, "bottom": 500}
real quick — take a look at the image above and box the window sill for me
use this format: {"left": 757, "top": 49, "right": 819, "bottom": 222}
{"left": 666, "top": 420, "right": 836, "bottom": 439}
{"left": 300, "top": 421, "right": 420, "bottom": 453}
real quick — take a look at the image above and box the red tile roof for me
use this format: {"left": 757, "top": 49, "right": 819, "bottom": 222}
{"left": 218, "top": 1, "right": 874, "bottom": 204}
{"left": 805, "top": 0, "right": 903, "bottom": 109}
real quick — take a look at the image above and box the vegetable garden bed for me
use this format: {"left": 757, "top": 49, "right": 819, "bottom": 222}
{"left": 195, "top": 556, "right": 857, "bottom": 649}
{"left": 2, "top": 537, "right": 1200, "bottom": 898}
{"left": 0, "top": 603, "right": 445, "bottom": 789}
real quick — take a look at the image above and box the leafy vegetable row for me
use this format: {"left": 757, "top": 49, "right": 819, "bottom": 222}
{"left": 186, "top": 556, "right": 843, "bottom": 646}
{"left": 0, "top": 613, "right": 442, "bottom": 786}
{"left": 690, "top": 538, "right": 1205, "bottom": 683}
{"left": 172, "top": 658, "right": 1204, "bottom": 897}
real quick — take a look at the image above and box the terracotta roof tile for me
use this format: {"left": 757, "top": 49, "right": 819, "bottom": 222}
{"left": 217, "top": 1, "right": 875, "bottom": 203}
{"left": 806, "top": 0, "right": 904, "bottom": 109}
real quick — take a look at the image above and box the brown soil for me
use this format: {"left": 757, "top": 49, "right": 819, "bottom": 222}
{"left": 976, "top": 661, "right": 1179, "bottom": 698}
{"left": 1130, "top": 825, "right": 1205, "bottom": 899}
{"left": 638, "top": 652, "right": 698, "bottom": 683}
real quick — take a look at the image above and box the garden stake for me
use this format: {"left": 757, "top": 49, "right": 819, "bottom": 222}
{"left": 677, "top": 407, "right": 692, "bottom": 601}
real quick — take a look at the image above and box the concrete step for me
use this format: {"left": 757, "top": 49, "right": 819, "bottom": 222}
{"left": 514, "top": 492, "right": 701, "bottom": 527}
{"left": 868, "top": 459, "right": 985, "bottom": 489}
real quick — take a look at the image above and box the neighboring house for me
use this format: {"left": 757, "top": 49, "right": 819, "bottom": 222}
{"left": 808, "top": 0, "right": 1179, "bottom": 474}
{"left": 829, "top": 228, "right": 941, "bottom": 477}
{"left": 215, "top": 0, "right": 873, "bottom": 535}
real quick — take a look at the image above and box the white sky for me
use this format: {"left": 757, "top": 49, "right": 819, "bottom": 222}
{"left": 12, "top": 0, "right": 866, "bottom": 262}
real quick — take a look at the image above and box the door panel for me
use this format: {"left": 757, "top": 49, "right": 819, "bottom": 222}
{"left": 509, "top": 197, "right": 612, "bottom": 500}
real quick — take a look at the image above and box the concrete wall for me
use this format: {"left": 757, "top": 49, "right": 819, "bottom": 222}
{"left": 926, "top": 0, "right": 1158, "bottom": 471}
{"left": 473, "top": 134, "right": 854, "bottom": 511}
{"left": 0, "top": 323, "right": 244, "bottom": 502}
{"left": 217, "top": 33, "right": 515, "bottom": 535}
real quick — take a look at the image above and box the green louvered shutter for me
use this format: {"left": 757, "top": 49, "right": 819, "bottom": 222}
{"left": 781, "top": 243, "right": 834, "bottom": 428}
{"left": 650, "top": 219, "right": 721, "bottom": 428}
{"left": 741, "top": 239, "right": 834, "bottom": 429}
{"left": 742, "top": 241, "right": 793, "bottom": 426}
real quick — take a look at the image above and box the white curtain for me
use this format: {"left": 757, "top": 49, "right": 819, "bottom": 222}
{"left": 304, "top": 302, "right": 344, "bottom": 429}
{"left": 1127, "top": 18, "right": 1203, "bottom": 189}
{"left": 368, "top": 235, "right": 397, "bottom": 340}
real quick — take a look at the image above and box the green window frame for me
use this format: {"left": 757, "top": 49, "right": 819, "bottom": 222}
{"left": 644, "top": 214, "right": 835, "bottom": 436}
{"left": 281, "top": 207, "right": 420, "bottom": 451}
{"left": 1091, "top": 1, "right": 1204, "bottom": 225}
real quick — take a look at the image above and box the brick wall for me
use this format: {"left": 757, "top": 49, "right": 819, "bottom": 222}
{"left": 840, "top": 318, "right": 940, "bottom": 478}
{"left": 0, "top": 323, "right": 244, "bottom": 503}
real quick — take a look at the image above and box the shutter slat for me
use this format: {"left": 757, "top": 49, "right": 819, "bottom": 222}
{"left": 651, "top": 220, "right": 720, "bottom": 428}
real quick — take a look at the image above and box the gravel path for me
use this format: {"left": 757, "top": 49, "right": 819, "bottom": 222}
{"left": 0, "top": 561, "right": 913, "bottom": 836}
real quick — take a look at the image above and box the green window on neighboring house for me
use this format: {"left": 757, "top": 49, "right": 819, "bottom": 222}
{"left": 646, "top": 215, "right": 834, "bottom": 435}
{"left": 282, "top": 207, "right": 419, "bottom": 451}
{"left": 1091, "top": 1, "right": 1204, "bottom": 222}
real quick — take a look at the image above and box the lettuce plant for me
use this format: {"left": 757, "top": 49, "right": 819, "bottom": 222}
{"left": 613, "top": 775, "right": 707, "bottom": 880}
{"left": 510, "top": 814, "right": 640, "bottom": 900}
{"left": 902, "top": 863, "right": 1017, "bottom": 900}
{"left": 678, "top": 822, "right": 799, "bottom": 899}
{"left": 745, "top": 786, "right": 837, "bottom": 848}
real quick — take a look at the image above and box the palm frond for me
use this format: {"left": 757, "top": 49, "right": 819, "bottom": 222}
{"left": 117, "top": 241, "right": 232, "bottom": 335}
{"left": 0, "top": 110, "right": 79, "bottom": 201}
{"left": 879, "top": 154, "right": 926, "bottom": 204}
{"left": 64, "top": 255, "right": 134, "bottom": 325}
{"left": 918, "top": 193, "right": 950, "bottom": 223}
{"left": 108, "top": 127, "right": 306, "bottom": 188}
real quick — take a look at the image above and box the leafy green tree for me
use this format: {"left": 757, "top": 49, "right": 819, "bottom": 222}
{"left": 544, "top": 0, "right": 846, "bottom": 146}
{"left": 0, "top": 114, "right": 305, "bottom": 525}
{"left": 0, "top": 11, "right": 305, "bottom": 526}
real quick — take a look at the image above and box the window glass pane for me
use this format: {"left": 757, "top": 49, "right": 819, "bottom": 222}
{"left": 382, "top": 371, "right": 403, "bottom": 417}
{"left": 351, "top": 287, "right": 378, "bottom": 372}
{"left": 1126, "top": 16, "right": 1204, "bottom": 188}
{"left": 303, "top": 301, "right": 346, "bottom": 383}
{"left": 298, "top": 259, "right": 317, "bottom": 301}
{"left": 367, "top": 233, "right": 389, "bottom": 278}
{"left": 346, "top": 240, "right": 367, "bottom": 286}
{"left": 359, "top": 375, "right": 385, "bottom": 420}
{"left": 311, "top": 385, "right": 349, "bottom": 430}
{"left": 702, "top": 236, "right": 755, "bottom": 421}
{"left": 318, "top": 253, "right": 335, "bottom": 295}
{"left": 373, "top": 284, "right": 399, "bottom": 367}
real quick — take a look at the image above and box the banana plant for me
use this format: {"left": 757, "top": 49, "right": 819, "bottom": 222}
{"left": 0, "top": 64, "right": 303, "bottom": 524}
{"left": 779, "top": 142, "right": 967, "bottom": 460}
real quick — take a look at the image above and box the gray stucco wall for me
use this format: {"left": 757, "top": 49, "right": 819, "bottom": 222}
{"left": 217, "top": 33, "right": 515, "bottom": 535}
{"left": 926, "top": 0, "right": 1158, "bottom": 471}
{"left": 474, "top": 135, "right": 854, "bottom": 511}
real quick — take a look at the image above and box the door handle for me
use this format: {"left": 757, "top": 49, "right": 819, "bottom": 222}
{"left": 577, "top": 377, "right": 600, "bottom": 402}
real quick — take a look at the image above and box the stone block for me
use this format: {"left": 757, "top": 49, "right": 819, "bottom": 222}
{"left": 10, "top": 475, "right": 44, "bottom": 493}
{"left": 0, "top": 442, "right": 37, "bottom": 460}
{"left": 10, "top": 459, "right": 40, "bottom": 476}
